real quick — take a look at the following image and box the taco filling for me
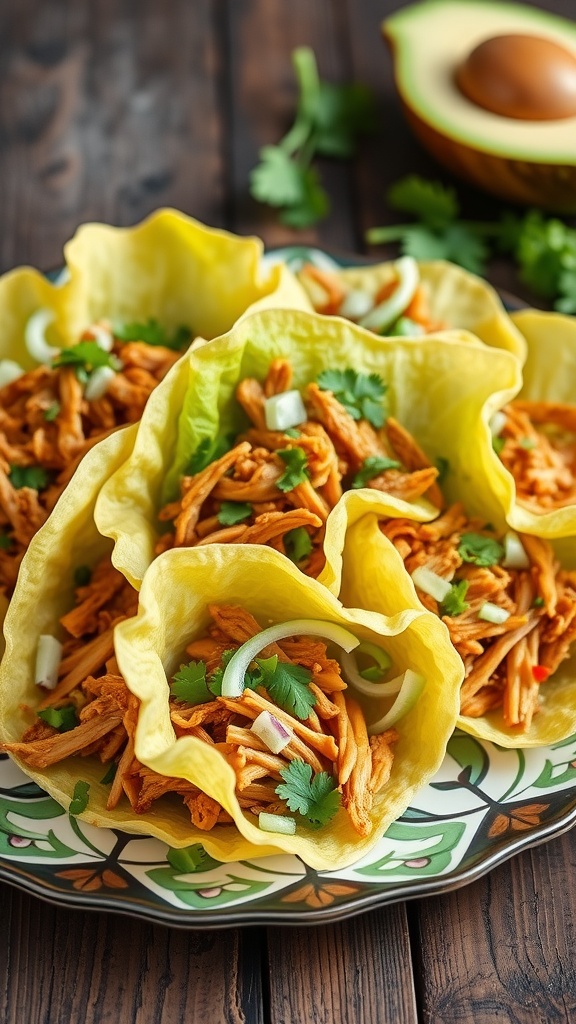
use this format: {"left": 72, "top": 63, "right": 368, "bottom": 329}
{"left": 0, "top": 318, "right": 188, "bottom": 599}
{"left": 156, "top": 357, "right": 442, "bottom": 577}
{"left": 380, "top": 503, "right": 576, "bottom": 732}
{"left": 3, "top": 558, "right": 409, "bottom": 839}
{"left": 491, "top": 401, "right": 576, "bottom": 513}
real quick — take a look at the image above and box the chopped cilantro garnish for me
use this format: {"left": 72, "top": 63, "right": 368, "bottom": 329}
{"left": 441, "top": 579, "right": 470, "bottom": 616}
{"left": 186, "top": 436, "right": 232, "bottom": 476}
{"left": 284, "top": 428, "right": 301, "bottom": 439}
{"left": 316, "top": 368, "right": 386, "bottom": 428}
{"left": 217, "top": 502, "right": 252, "bottom": 526}
{"left": 44, "top": 401, "right": 60, "bottom": 422}
{"left": 53, "top": 341, "right": 120, "bottom": 377}
{"left": 255, "top": 654, "right": 316, "bottom": 720}
{"left": 458, "top": 533, "right": 504, "bottom": 567}
{"left": 0, "top": 534, "right": 12, "bottom": 550}
{"left": 207, "top": 650, "right": 236, "bottom": 697}
{"left": 9, "top": 465, "right": 49, "bottom": 491}
{"left": 276, "top": 447, "right": 309, "bottom": 492}
{"left": 100, "top": 762, "right": 117, "bottom": 785}
{"left": 74, "top": 565, "right": 92, "bottom": 588}
{"left": 37, "top": 705, "right": 77, "bottom": 732}
{"left": 69, "top": 780, "right": 90, "bottom": 816}
{"left": 533, "top": 596, "right": 545, "bottom": 608}
{"left": 171, "top": 660, "right": 211, "bottom": 705}
{"left": 435, "top": 456, "right": 449, "bottom": 484}
{"left": 519, "top": 437, "right": 536, "bottom": 451}
{"left": 275, "top": 761, "right": 341, "bottom": 828}
{"left": 352, "top": 455, "right": 401, "bottom": 488}
{"left": 284, "top": 527, "right": 313, "bottom": 565}
{"left": 113, "top": 318, "right": 191, "bottom": 351}
{"left": 492, "top": 436, "right": 506, "bottom": 455}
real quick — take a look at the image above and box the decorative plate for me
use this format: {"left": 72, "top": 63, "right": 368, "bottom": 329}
{"left": 1, "top": 246, "right": 575, "bottom": 929}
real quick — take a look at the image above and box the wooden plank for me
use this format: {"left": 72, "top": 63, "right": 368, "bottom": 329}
{"left": 0, "top": 885, "right": 265, "bottom": 1024}
{"left": 415, "top": 830, "right": 576, "bottom": 1023}
{"left": 266, "top": 905, "right": 418, "bottom": 1024}
{"left": 0, "top": 0, "right": 226, "bottom": 273}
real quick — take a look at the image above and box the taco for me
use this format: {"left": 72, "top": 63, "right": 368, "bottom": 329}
{"left": 296, "top": 256, "right": 526, "bottom": 359}
{"left": 1, "top": 524, "right": 462, "bottom": 868}
{"left": 485, "top": 309, "right": 576, "bottom": 538}
{"left": 94, "top": 307, "right": 521, "bottom": 593}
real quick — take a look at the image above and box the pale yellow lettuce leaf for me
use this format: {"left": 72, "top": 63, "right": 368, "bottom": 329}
{"left": 0, "top": 266, "right": 72, "bottom": 370}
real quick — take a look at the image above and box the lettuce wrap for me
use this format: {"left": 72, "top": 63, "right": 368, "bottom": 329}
{"left": 297, "top": 258, "right": 526, "bottom": 359}
{"left": 484, "top": 309, "right": 576, "bottom": 538}
{"left": 94, "top": 307, "right": 522, "bottom": 593}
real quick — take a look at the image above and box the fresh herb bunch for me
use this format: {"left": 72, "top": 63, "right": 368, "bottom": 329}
{"left": 250, "top": 47, "right": 376, "bottom": 227}
{"left": 366, "top": 175, "right": 576, "bottom": 312}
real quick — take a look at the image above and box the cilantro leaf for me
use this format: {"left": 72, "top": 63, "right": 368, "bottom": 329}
{"left": 186, "top": 436, "right": 232, "bottom": 476}
{"left": 37, "top": 705, "right": 77, "bottom": 732}
{"left": 69, "top": 780, "right": 90, "bottom": 816}
{"left": 255, "top": 654, "right": 316, "bottom": 720}
{"left": 9, "top": 464, "right": 49, "bottom": 491}
{"left": 284, "top": 527, "right": 313, "bottom": 565}
{"left": 387, "top": 175, "right": 458, "bottom": 230}
{"left": 44, "top": 401, "right": 60, "bottom": 422}
{"left": 100, "top": 762, "right": 117, "bottom": 785}
{"left": 316, "top": 368, "right": 386, "bottom": 428}
{"left": 276, "top": 447, "right": 309, "bottom": 492}
{"left": 279, "top": 166, "right": 330, "bottom": 229}
{"left": 352, "top": 455, "right": 401, "bottom": 488}
{"left": 313, "top": 81, "right": 377, "bottom": 159}
{"left": 114, "top": 318, "right": 191, "bottom": 351}
{"left": 217, "top": 502, "right": 252, "bottom": 526}
{"left": 171, "top": 660, "right": 211, "bottom": 705}
{"left": 207, "top": 649, "right": 236, "bottom": 697}
{"left": 250, "top": 146, "right": 309, "bottom": 208}
{"left": 74, "top": 565, "right": 92, "bottom": 588}
{"left": 0, "top": 534, "right": 12, "bottom": 550}
{"left": 492, "top": 436, "right": 506, "bottom": 455}
{"left": 276, "top": 761, "right": 341, "bottom": 828}
{"left": 441, "top": 579, "right": 470, "bottom": 616}
{"left": 53, "top": 341, "right": 120, "bottom": 373}
{"left": 458, "top": 532, "right": 504, "bottom": 567}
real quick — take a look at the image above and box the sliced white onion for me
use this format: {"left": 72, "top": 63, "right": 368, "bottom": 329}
{"left": 251, "top": 710, "right": 292, "bottom": 753}
{"left": 337, "top": 288, "right": 374, "bottom": 321}
{"left": 367, "top": 670, "right": 426, "bottom": 735}
{"left": 264, "top": 390, "right": 307, "bottom": 431}
{"left": 87, "top": 323, "right": 114, "bottom": 352}
{"left": 35, "top": 634, "right": 63, "bottom": 690}
{"left": 358, "top": 257, "right": 419, "bottom": 333}
{"left": 221, "top": 619, "right": 360, "bottom": 698}
{"left": 84, "top": 366, "right": 117, "bottom": 401}
{"left": 478, "top": 602, "right": 510, "bottom": 624}
{"left": 502, "top": 531, "right": 530, "bottom": 570}
{"left": 489, "top": 411, "right": 507, "bottom": 437}
{"left": 411, "top": 566, "right": 452, "bottom": 603}
{"left": 340, "top": 651, "right": 400, "bottom": 698}
{"left": 25, "top": 309, "right": 60, "bottom": 365}
{"left": 258, "top": 812, "right": 297, "bottom": 835}
{"left": 0, "top": 360, "right": 25, "bottom": 387}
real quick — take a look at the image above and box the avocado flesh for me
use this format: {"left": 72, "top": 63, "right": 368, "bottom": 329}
{"left": 384, "top": 0, "right": 576, "bottom": 162}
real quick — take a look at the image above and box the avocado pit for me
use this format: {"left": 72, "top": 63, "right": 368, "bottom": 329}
{"left": 455, "top": 33, "right": 576, "bottom": 121}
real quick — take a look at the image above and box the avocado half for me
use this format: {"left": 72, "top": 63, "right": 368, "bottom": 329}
{"left": 384, "top": 0, "right": 576, "bottom": 212}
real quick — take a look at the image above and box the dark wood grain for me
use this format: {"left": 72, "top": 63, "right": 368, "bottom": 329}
{"left": 415, "top": 829, "right": 576, "bottom": 1024}
{"left": 266, "top": 904, "right": 418, "bottom": 1024}
{"left": 0, "top": 887, "right": 265, "bottom": 1024}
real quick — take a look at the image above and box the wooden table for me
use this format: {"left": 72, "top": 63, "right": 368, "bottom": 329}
{"left": 1, "top": 1, "right": 576, "bottom": 1021}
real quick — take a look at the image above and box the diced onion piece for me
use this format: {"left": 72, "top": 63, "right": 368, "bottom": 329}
{"left": 35, "top": 635, "right": 63, "bottom": 690}
{"left": 25, "top": 309, "right": 60, "bottom": 365}
{"left": 221, "top": 619, "right": 360, "bottom": 698}
{"left": 358, "top": 257, "right": 419, "bottom": 333}
{"left": 478, "top": 602, "right": 510, "bottom": 624}
{"left": 389, "top": 316, "right": 425, "bottom": 337}
{"left": 337, "top": 288, "right": 374, "bottom": 321}
{"left": 340, "top": 648, "right": 400, "bottom": 699}
{"left": 411, "top": 566, "right": 452, "bottom": 602}
{"left": 502, "top": 531, "right": 530, "bottom": 570}
{"left": 264, "top": 390, "right": 307, "bottom": 431}
{"left": 489, "top": 410, "right": 507, "bottom": 437}
{"left": 84, "top": 366, "right": 117, "bottom": 401}
{"left": 258, "top": 812, "right": 297, "bottom": 835}
{"left": 251, "top": 710, "right": 292, "bottom": 753}
{"left": 87, "top": 323, "right": 114, "bottom": 352}
{"left": 367, "top": 670, "right": 426, "bottom": 735}
{"left": 0, "top": 360, "right": 25, "bottom": 387}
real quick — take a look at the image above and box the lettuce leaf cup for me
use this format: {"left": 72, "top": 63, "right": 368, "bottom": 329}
{"left": 94, "top": 307, "right": 521, "bottom": 595}
{"left": 485, "top": 309, "right": 576, "bottom": 538}
{"left": 296, "top": 257, "right": 526, "bottom": 359}
{"left": 105, "top": 543, "right": 463, "bottom": 869}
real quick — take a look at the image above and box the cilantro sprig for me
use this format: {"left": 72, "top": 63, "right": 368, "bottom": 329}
{"left": 186, "top": 436, "right": 232, "bottom": 476}
{"left": 275, "top": 761, "right": 341, "bottom": 828}
{"left": 284, "top": 526, "right": 313, "bottom": 565}
{"left": 53, "top": 341, "right": 121, "bottom": 384}
{"left": 458, "top": 533, "right": 504, "bottom": 567}
{"left": 441, "top": 579, "right": 470, "bottom": 617}
{"left": 217, "top": 502, "right": 252, "bottom": 526}
{"left": 353, "top": 455, "right": 401, "bottom": 488}
{"left": 69, "top": 780, "right": 90, "bottom": 816}
{"left": 250, "top": 47, "right": 376, "bottom": 227}
{"left": 255, "top": 654, "right": 316, "bottom": 720}
{"left": 317, "top": 368, "right": 387, "bottom": 428}
{"left": 276, "top": 446, "right": 309, "bottom": 492}
{"left": 9, "top": 465, "right": 50, "bottom": 491}
{"left": 366, "top": 175, "right": 576, "bottom": 312}
{"left": 113, "top": 318, "right": 191, "bottom": 351}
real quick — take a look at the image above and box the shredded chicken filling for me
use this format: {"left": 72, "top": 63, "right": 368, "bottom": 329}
{"left": 497, "top": 400, "right": 576, "bottom": 512}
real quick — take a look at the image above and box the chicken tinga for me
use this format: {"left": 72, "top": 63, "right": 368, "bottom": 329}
{"left": 491, "top": 401, "right": 576, "bottom": 514}
{"left": 154, "top": 356, "right": 442, "bottom": 578}
{"left": 380, "top": 503, "right": 576, "bottom": 733}
{"left": 0, "top": 317, "right": 188, "bottom": 600}
{"left": 1, "top": 556, "right": 423, "bottom": 840}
